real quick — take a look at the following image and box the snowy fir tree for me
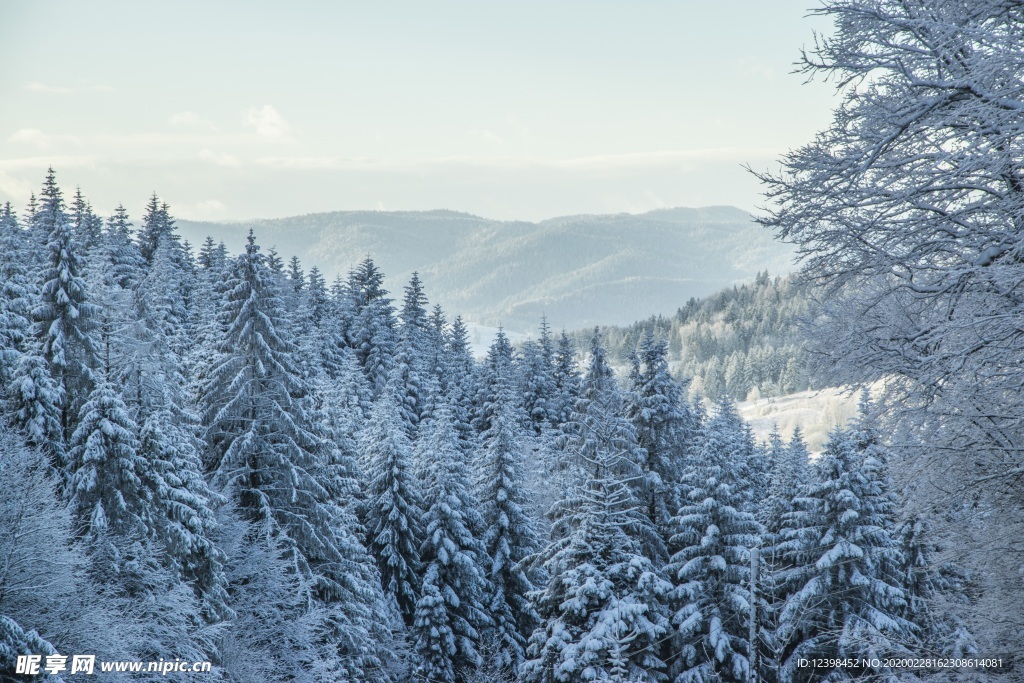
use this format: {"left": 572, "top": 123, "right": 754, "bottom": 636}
{"left": 412, "top": 404, "right": 491, "bottom": 682}
{"left": 665, "top": 397, "right": 763, "bottom": 683}
{"left": 775, "top": 425, "right": 914, "bottom": 682}
{"left": 477, "top": 370, "right": 540, "bottom": 673}
{"left": 200, "top": 231, "right": 382, "bottom": 664}
{"left": 625, "top": 331, "right": 697, "bottom": 566}
{"left": 524, "top": 332, "right": 671, "bottom": 683}
{"left": 33, "top": 170, "right": 99, "bottom": 454}
{"left": 360, "top": 379, "right": 425, "bottom": 627}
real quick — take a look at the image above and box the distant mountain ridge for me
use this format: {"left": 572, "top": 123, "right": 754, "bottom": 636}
{"left": 176, "top": 206, "right": 795, "bottom": 331}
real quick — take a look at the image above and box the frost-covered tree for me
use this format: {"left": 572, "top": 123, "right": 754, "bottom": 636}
{"left": 413, "top": 404, "right": 491, "bottom": 682}
{"left": 550, "top": 331, "right": 581, "bottom": 426}
{"left": 0, "top": 427, "right": 131, "bottom": 662}
{"left": 625, "top": 332, "right": 697, "bottom": 565}
{"left": 477, "top": 372, "right": 540, "bottom": 673}
{"left": 763, "top": 426, "right": 811, "bottom": 539}
{"left": 202, "top": 231, "right": 366, "bottom": 624}
{"left": 346, "top": 257, "right": 397, "bottom": 396}
{"left": 754, "top": 0, "right": 1024, "bottom": 651}
{"left": 360, "top": 381, "right": 425, "bottom": 627}
{"left": 33, "top": 171, "right": 99, "bottom": 451}
{"left": 519, "top": 318, "right": 557, "bottom": 436}
{"left": 525, "top": 332, "right": 670, "bottom": 683}
{"left": 665, "top": 397, "right": 763, "bottom": 683}
{"left": 68, "top": 381, "right": 152, "bottom": 541}
{"left": 775, "top": 425, "right": 914, "bottom": 682}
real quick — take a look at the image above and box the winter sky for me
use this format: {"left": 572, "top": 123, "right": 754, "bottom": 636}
{"left": 1, "top": 1, "right": 834, "bottom": 222}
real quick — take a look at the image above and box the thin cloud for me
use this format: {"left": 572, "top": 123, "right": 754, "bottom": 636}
{"left": 24, "top": 81, "right": 73, "bottom": 94}
{"left": 242, "top": 105, "right": 292, "bottom": 138}
{"left": 253, "top": 147, "right": 781, "bottom": 173}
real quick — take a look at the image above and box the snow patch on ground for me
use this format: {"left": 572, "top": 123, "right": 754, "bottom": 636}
{"left": 735, "top": 385, "right": 869, "bottom": 454}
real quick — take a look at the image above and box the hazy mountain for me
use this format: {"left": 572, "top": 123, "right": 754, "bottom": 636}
{"left": 176, "top": 206, "right": 795, "bottom": 331}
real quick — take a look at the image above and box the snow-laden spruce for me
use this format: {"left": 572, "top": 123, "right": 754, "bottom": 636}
{"left": 412, "top": 402, "right": 491, "bottom": 682}
{"left": 477, "top": 367, "right": 541, "bottom": 673}
{"left": 665, "top": 397, "right": 764, "bottom": 683}
{"left": 774, "top": 420, "right": 914, "bottom": 682}
{"left": 360, "top": 378, "right": 426, "bottom": 627}
{"left": 524, "top": 332, "right": 671, "bottom": 683}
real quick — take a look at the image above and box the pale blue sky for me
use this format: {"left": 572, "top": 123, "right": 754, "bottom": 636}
{"left": 0, "top": 1, "right": 834, "bottom": 221}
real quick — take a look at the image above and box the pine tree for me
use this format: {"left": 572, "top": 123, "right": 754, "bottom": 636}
{"left": 104, "top": 204, "right": 144, "bottom": 290}
{"left": 519, "top": 319, "right": 557, "bottom": 436}
{"left": 625, "top": 332, "right": 697, "bottom": 566}
{"left": 0, "top": 204, "right": 32, "bottom": 382}
{"left": 775, "top": 426, "right": 914, "bottom": 682}
{"left": 346, "top": 257, "right": 396, "bottom": 396}
{"left": 551, "top": 331, "right": 581, "bottom": 427}
{"left": 478, "top": 371, "right": 540, "bottom": 673}
{"left": 33, "top": 171, "right": 99, "bottom": 453}
{"left": 895, "top": 515, "right": 976, "bottom": 660}
{"left": 68, "top": 381, "right": 152, "bottom": 541}
{"left": 666, "top": 397, "right": 764, "bottom": 683}
{"left": 360, "top": 380, "right": 425, "bottom": 627}
{"left": 413, "top": 404, "right": 491, "bottom": 682}
{"left": 473, "top": 329, "right": 516, "bottom": 436}
{"left": 202, "top": 231, "right": 366, "bottom": 618}
{"left": 525, "top": 332, "right": 670, "bottom": 683}
{"left": 393, "top": 273, "right": 433, "bottom": 437}
{"left": 138, "top": 193, "right": 175, "bottom": 264}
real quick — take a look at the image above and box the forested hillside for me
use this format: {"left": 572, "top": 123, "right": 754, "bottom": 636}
{"left": 568, "top": 273, "right": 821, "bottom": 402}
{"left": 0, "top": 172, "right": 983, "bottom": 682}
{"left": 176, "top": 206, "right": 795, "bottom": 331}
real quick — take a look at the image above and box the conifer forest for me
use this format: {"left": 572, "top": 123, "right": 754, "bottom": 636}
{"left": 4, "top": 1, "right": 1024, "bottom": 682}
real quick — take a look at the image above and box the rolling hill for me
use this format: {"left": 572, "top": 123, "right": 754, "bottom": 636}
{"left": 176, "top": 206, "right": 795, "bottom": 331}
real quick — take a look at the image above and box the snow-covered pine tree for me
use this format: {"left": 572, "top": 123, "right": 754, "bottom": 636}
{"left": 103, "top": 204, "right": 144, "bottom": 290}
{"left": 473, "top": 328, "right": 516, "bottom": 436}
{"left": 413, "top": 403, "right": 491, "bottom": 682}
{"left": 393, "top": 273, "right": 433, "bottom": 437}
{"left": 519, "top": 320, "right": 557, "bottom": 437}
{"left": 32, "top": 171, "right": 100, "bottom": 457}
{"left": 443, "top": 315, "right": 479, "bottom": 455}
{"left": 665, "top": 396, "right": 764, "bottom": 683}
{"left": 625, "top": 331, "right": 697, "bottom": 566}
{"left": 360, "top": 378, "right": 426, "bottom": 627}
{"left": 201, "top": 231, "right": 369, "bottom": 624}
{"left": 775, "top": 425, "right": 914, "bottom": 682}
{"left": 345, "top": 258, "right": 397, "bottom": 397}
{"left": 550, "top": 331, "right": 581, "bottom": 427}
{"left": 138, "top": 194, "right": 175, "bottom": 264}
{"left": 524, "top": 331, "right": 670, "bottom": 683}
{"left": 68, "top": 380, "right": 152, "bottom": 541}
{"left": 477, "top": 369, "right": 541, "bottom": 673}
{"left": 0, "top": 204, "right": 32, "bottom": 383}
{"left": 895, "top": 515, "right": 977, "bottom": 663}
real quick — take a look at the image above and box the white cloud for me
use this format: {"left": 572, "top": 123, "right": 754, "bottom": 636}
{"left": 198, "top": 148, "right": 241, "bottom": 167}
{"left": 242, "top": 105, "right": 292, "bottom": 138}
{"left": 0, "top": 172, "right": 34, "bottom": 202}
{"left": 9, "top": 128, "right": 53, "bottom": 147}
{"left": 170, "top": 111, "right": 218, "bottom": 130}
{"left": 8, "top": 129, "right": 80, "bottom": 149}
{"left": 24, "top": 81, "right": 73, "bottom": 94}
